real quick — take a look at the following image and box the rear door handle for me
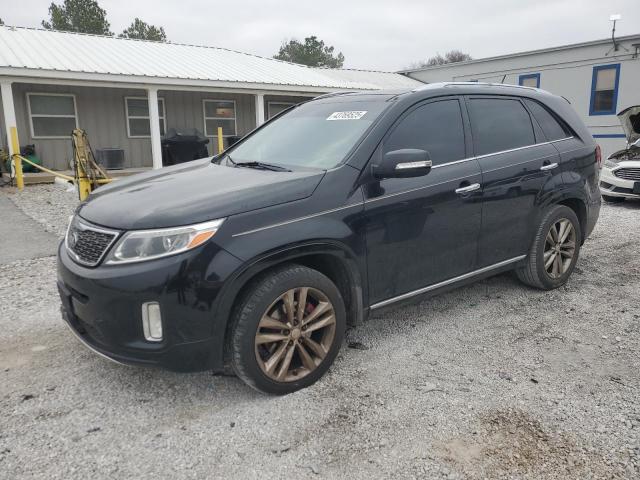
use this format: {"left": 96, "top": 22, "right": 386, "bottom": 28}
{"left": 455, "top": 183, "right": 481, "bottom": 194}
{"left": 540, "top": 162, "right": 559, "bottom": 171}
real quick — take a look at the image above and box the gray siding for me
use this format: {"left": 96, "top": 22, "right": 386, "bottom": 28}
{"left": 6, "top": 83, "right": 267, "bottom": 169}
{"left": 263, "top": 94, "right": 314, "bottom": 119}
{"left": 12, "top": 83, "right": 151, "bottom": 170}
{"left": 161, "top": 90, "right": 257, "bottom": 156}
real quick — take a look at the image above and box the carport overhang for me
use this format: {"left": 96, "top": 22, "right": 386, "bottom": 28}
{"left": 0, "top": 68, "right": 346, "bottom": 170}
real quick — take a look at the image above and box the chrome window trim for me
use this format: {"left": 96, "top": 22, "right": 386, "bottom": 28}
{"left": 369, "top": 255, "right": 526, "bottom": 310}
{"left": 431, "top": 137, "right": 574, "bottom": 170}
{"left": 65, "top": 217, "right": 120, "bottom": 267}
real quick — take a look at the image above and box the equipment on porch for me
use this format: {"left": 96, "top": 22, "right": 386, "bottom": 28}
{"left": 9, "top": 127, "right": 112, "bottom": 199}
{"left": 161, "top": 128, "right": 209, "bottom": 166}
{"left": 71, "top": 129, "right": 112, "bottom": 200}
{"left": 19, "top": 145, "right": 42, "bottom": 173}
{"left": 95, "top": 148, "right": 125, "bottom": 170}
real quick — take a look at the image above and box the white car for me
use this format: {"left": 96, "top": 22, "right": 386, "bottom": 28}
{"left": 600, "top": 106, "right": 640, "bottom": 202}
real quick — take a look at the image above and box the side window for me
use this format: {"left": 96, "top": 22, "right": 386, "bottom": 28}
{"left": 524, "top": 99, "right": 571, "bottom": 141}
{"left": 468, "top": 98, "right": 535, "bottom": 156}
{"left": 519, "top": 73, "right": 540, "bottom": 88}
{"left": 384, "top": 100, "right": 465, "bottom": 165}
{"left": 589, "top": 64, "right": 620, "bottom": 115}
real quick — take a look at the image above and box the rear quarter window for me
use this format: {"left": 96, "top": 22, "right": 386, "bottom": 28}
{"left": 468, "top": 98, "right": 535, "bottom": 156}
{"left": 524, "top": 99, "right": 572, "bottom": 141}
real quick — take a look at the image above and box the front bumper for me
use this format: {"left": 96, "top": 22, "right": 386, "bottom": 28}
{"left": 600, "top": 162, "right": 640, "bottom": 199}
{"left": 57, "top": 240, "right": 243, "bottom": 372}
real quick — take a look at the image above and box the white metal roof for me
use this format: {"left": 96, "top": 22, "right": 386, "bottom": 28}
{"left": 313, "top": 68, "right": 423, "bottom": 90}
{"left": 0, "top": 26, "right": 421, "bottom": 92}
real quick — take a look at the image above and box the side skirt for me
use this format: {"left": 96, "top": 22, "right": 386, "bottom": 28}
{"left": 369, "top": 255, "right": 527, "bottom": 311}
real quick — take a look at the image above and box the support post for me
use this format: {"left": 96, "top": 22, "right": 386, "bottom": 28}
{"left": 10, "top": 127, "right": 23, "bottom": 190}
{"left": 217, "top": 127, "right": 224, "bottom": 154}
{"left": 1, "top": 81, "right": 23, "bottom": 190}
{"left": 147, "top": 87, "right": 163, "bottom": 169}
{"left": 255, "top": 93, "right": 265, "bottom": 127}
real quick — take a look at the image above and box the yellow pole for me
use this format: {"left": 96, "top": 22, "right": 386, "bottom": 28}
{"left": 10, "top": 127, "right": 23, "bottom": 191}
{"left": 72, "top": 129, "right": 92, "bottom": 201}
{"left": 217, "top": 126, "right": 224, "bottom": 154}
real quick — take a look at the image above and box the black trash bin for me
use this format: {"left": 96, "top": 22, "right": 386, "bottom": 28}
{"left": 161, "top": 128, "right": 210, "bottom": 166}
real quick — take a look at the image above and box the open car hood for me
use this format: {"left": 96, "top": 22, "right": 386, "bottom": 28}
{"left": 618, "top": 106, "right": 640, "bottom": 145}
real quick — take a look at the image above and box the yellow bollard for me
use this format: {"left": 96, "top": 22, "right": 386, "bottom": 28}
{"left": 10, "top": 127, "right": 23, "bottom": 191}
{"left": 72, "top": 130, "right": 93, "bottom": 201}
{"left": 217, "top": 126, "right": 224, "bottom": 154}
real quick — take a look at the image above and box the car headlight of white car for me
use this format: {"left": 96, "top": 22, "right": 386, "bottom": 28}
{"left": 105, "top": 218, "right": 225, "bottom": 264}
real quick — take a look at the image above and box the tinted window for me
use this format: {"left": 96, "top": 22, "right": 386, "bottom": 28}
{"left": 384, "top": 100, "right": 465, "bottom": 165}
{"left": 469, "top": 98, "right": 535, "bottom": 156}
{"left": 524, "top": 99, "right": 570, "bottom": 141}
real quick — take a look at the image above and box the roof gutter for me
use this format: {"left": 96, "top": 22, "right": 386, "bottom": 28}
{"left": 0, "top": 68, "right": 374, "bottom": 95}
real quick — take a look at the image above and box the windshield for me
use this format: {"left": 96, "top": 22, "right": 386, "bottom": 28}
{"left": 227, "top": 99, "right": 389, "bottom": 169}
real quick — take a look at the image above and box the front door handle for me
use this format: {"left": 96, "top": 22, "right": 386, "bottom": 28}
{"left": 540, "top": 162, "right": 559, "bottom": 171}
{"left": 455, "top": 183, "right": 481, "bottom": 194}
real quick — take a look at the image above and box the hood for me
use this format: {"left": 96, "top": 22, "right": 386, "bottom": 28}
{"left": 618, "top": 106, "right": 640, "bottom": 145}
{"left": 78, "top": 159, "right": 325, "bottom": 230}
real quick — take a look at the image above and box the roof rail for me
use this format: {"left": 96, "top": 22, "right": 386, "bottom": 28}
{"left": 313, "top": 91, "right": 360, "bottom": 100}
{"left": 412, "top": 81, "right": 539, "bottom": 92}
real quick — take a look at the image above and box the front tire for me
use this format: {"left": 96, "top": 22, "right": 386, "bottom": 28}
{"left": 229, "top": 264, "right": 346, "bottom": 395}
{"left": 516, "top": 205, "right": 581, "bottom": 290}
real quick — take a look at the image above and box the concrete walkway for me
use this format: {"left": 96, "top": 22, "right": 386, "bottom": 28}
{"left": 0, "top": 193, "right": 59, "bottom": 265}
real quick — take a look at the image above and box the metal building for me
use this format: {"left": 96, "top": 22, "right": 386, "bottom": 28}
{"left": 402, "top": 34, "right": 640, "bottom": 158}
{"left": 0, "top": 25, "right": 421, "bottom": 171}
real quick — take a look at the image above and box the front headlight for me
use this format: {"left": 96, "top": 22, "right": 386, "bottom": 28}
{"left": 105, "top": 218, "right": 225, "bottom": 264}
{"left": 604, "top": 158, "right": 618, "bottom": 169}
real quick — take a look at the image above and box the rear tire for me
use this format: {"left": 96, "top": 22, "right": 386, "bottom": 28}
{"left": 602, "top": 194, "right": 625, "bottom": 203}
{"left": 229, "top": 264, "right": 346, "bottom": 395}
{"left": 516, "top": 205, "right": 581, "bottom": 290}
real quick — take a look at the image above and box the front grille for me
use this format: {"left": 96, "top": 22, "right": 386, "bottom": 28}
{"left": 66, "top": 218, "right": 118, "bottom": 266}
{"left": 614, "top": 168, "right": 640, "bottom": 181}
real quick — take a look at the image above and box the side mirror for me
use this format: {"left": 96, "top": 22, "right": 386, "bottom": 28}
{"left": 372, "top": 149, "right": 432, "bottom": 179}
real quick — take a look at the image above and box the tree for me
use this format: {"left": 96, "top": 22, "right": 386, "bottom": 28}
{"left": 411, "top": 50, "right": 472, "bottom": 69}
{"left": 119, "top": 18, "right": 167, "bottom": 41}
{"left": 274, "top": 36, "right": 344, "bottom": 68}
{"left": 41, "top": 0, "right": 112, "bottom": 35}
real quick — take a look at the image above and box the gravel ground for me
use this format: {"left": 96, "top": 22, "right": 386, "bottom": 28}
{"left": 1, "top": 185, "right": 639, "bottom": 479}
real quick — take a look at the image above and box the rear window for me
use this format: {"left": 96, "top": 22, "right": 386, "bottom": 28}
{"left": 468, "top": 98, "right": 535, "bottom": 156}
{"left": 524, "top": 99, "right": 571, "bottom": 141}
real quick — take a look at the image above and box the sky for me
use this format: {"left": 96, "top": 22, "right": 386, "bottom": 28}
{"left": 3, "top": 0, "right": 640, "bottom": 71}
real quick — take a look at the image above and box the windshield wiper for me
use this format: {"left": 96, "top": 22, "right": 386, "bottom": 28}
{"left": 234, "top": 161, "right": 291, "bottom": 172}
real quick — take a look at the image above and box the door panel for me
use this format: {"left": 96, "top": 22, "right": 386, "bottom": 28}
{"left": 363, "top": 98, "right": 483, "bottom": 305}
{"left": 475, "top": 144, "right": 561, "bottom": 266}
{"left": 364, "top": 160, "right": 482, "bottom": 304}
{"left": 466, "top": 96, "right": 562, "bottom": 267}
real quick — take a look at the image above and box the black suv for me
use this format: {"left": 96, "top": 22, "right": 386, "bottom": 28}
{"left": 58, "top": 83, "right": 601, "bottom": 394}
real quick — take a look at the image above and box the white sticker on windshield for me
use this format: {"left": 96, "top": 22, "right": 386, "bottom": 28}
{"left": 326, "top": 111, "right": 368, "bottom": 120}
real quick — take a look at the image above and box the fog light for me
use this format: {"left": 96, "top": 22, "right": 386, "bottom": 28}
{"left": 142, "top": 302, "right": 163, "bottom": 342}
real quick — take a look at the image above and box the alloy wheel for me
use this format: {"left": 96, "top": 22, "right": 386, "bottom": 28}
{"left": 254, "top": 287, "right": 336, "bottom": 382}
{"left": 543, "top": 218, "right": 576, "bottom": 279}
